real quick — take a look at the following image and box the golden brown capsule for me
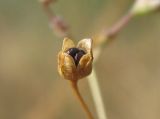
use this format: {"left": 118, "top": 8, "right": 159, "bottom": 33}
{"left": 58, "top": 38, "right": 93, "bottom": 81}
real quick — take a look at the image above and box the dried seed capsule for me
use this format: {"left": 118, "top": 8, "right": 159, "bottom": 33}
{"left": 66, "top": 48, "right": 86, "bottom": 66}
{"left": 58, "top": 38, "right": 93, "bottom": 81}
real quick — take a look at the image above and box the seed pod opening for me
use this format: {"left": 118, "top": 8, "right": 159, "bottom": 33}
{"left": 58, "top": 38, "right": 93, "bottom": 81}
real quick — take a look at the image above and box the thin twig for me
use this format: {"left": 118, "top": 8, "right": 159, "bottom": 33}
{"left": 93, "top": 12, "right": 134, "bottom": 61}
{"left": 40, "top": 0, "right": 70, "bottom": 37}
{"left": 105, "top": 12, "right": 133, "bottom": 40}
{"left": 70, "top": 81, "right": 94, "bottom": 119}
{"left": 94, "top": 12, "right": 134, "bottom": 49}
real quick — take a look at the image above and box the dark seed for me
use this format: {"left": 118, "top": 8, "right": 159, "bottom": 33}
{"left": 66, "top": 48, "right": 86, "bottom": 66}
{"left": 75, "top": 50, "right": 85, "bottom": 65}
{"left": 66, "top": 48, "right": 79, "bottom": 58}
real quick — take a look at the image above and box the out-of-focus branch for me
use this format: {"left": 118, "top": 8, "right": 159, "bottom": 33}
{"left": 94, "top": 0, "right": 160, "bottom": 60}
{"left": 104, "top": 12, "right": 133, "bottom": 40}
{"left": 93, "top": 11, "right": 134, "bottom": 61}
{"left": 94, "top": 12, "right": 133, "bottom": 49}
{"left": 88, "top": 68, "right": 108, "bottom": 119}
{"left": 39, "top": 0, "right": 71, "bottom": 37}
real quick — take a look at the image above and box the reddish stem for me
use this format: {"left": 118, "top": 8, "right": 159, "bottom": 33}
{"left": 70, "top": 81, "right": 94, "bottom": 119}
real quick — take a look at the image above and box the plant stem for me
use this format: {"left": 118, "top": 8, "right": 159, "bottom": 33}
{"left": 105, "top": 12, "right": 133, "bottom": 40}
{"left": 40, "top": 0, "right": 70, "bottom": 37}
{"left": 94, "top": 12, "right": 134, "bottom": 49}
{"left": 70, "top": 81, "right": 94, "bottom": 119}
{"left": 88, "top": 67, "right": 108, "bottom": 119}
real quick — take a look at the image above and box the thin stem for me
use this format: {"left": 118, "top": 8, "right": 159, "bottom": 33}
{"left": 40, "top": 0, "right": 70, "bottom": 37}
{"left": 94, "top": 12, "right": 134, "bottom": 49}
{"left": 42, "top": 3, "right": 55, "bottom": 19}
{"left": 93, "top": 12, "right": 134, "bottom": 61}
{"left": 88, "top": 67, "right": 107, "bottom": 119}
{"left": 105, "top": 12, "right": 133, "bottom": 40}
{"left": 70, "top": 81, "right": 94, "bottom": 119}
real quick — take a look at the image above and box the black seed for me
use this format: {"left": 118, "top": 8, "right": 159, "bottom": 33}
{"left": 66, "top": 48, "right": 79, "bottom": 58}
{"left": 66, "top": 48, "right": 86, "bottom": 66}
{"left": 75, "top": 50, "right": 85, "bottom": 65}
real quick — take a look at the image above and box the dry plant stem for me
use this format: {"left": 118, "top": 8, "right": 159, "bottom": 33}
{"left": 105, "top": 12, "right": 133, "bottom": 40}
{"left": 70, "top": 81, "right": 94, "bottom": 119}
{"left": 94, "top": 12, "right": 134, "bottom": 60}
{"left": 41, "top": 0, "right": 71, "bottom": 38}
{"left": 42, "top": 0, "right": 55, "bottom": 19}
{"left": 88, "top": 68, "right": 107, "bottom": 119}
{"left": 95, "top": 12, "right": 134, "bottom": 48}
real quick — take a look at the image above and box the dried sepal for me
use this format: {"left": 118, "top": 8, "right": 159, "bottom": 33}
{"left": 62, "top": 37, "right": 75, "bottom": 52}
{"left": 58, "top": 38, "right": 93, "bottom": 81}
{"left": 77, "top": 53, "right": 93, "bottom": 79}
{"left": 77, "top": 38, "right": 92, "bottom": 53}
{"left": 58, "top": 51, "right": 77, "bottom": 80}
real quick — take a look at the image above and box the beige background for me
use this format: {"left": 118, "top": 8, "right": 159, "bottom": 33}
{"left": 0, "top": 0, "right": 160, "bottom": 119}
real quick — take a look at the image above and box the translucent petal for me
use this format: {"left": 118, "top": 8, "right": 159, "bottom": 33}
{"left": 58, "top": 51, "right": 65, "bottom": 78}
{"left": 62, "top": 38, "right": 75, "bottom": 52}
{"left": 77, "top": 38, "right": 92, "bottom": 53}
{"left": 77, "top": 53, "right": 93, "bottom": 79}
{"left": 58, "top": 51, "right": 77, "bottom": 80}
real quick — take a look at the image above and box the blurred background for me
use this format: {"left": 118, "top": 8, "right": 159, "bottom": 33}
{"left": 0, "top": 0, "right": 160, "bottom": 119}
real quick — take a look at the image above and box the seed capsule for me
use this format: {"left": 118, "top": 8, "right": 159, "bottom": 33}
{"left": 66, "top": 48, "right": 86, "bottom": 66}
{"left": 58, "top": 38, "right": 93, "bottom": 81}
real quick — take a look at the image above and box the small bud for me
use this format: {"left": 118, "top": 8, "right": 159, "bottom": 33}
{"left": 131, "top": 0, "right": 160, "bottom": 15}
{"left": 58, "top": 38, "right": 93, "bottom": 81}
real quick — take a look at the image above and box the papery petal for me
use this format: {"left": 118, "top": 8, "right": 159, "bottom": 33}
{"left": 58, "top": 51, "right": 65, "bottom": 77}
{"left": 58, "top": 51, "right": 77, "bottom": 80}
{"left": 63, "top": 53, "right": 76, "bottom": 71}
{"left": 77, "top": 53, "right": 93, "bottom": 79}
{"left": 62, "top": 38, "right": 75, "bottom": 52}
{"left": 77, "top": 38, "right": 92, "bottom": 53}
